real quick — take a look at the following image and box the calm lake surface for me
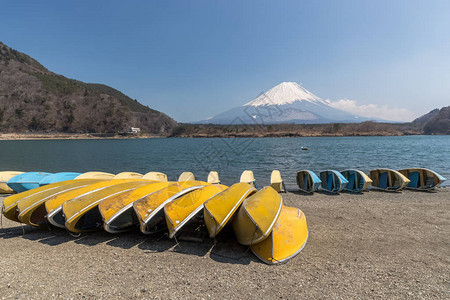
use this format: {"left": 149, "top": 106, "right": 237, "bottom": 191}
{"left": 0, "top": 136, "right": 449, "bottom": 188}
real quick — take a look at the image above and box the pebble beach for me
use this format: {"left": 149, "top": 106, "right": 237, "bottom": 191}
{"left": 1, "top": 189, "right": 449, "bottom": 299}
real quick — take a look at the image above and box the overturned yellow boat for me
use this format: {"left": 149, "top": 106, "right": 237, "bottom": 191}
{"left": 99, "top": 181, "right": 173, "bottom": 233}
{"left": 178, "top": 172, "right": 195, "bottom": 181}
{"left": 165, "top": 184, "right": 227, "bottom": 238}
{"left": 17, "top": 179, "right": 104, "bottom": 226}
{"left": 3, "top": 180, "right": 85, "bottom": 223}
{"left": 63, "top": 180, "right": 152, "bottom": 233}
{"left": 251, "top": 205, "right": 308, "bottom": 264}
{"left": 45, "top": 179, "right": 136, "bottom": 228}
{"left": 240, "top": 170, "right": 256, "bottom": 187}
{"left": 203, "top": 182, "right": 256, "bottom": 238}
{"left": 0, "top": 171, "right": 24, "bottom": 194}
{"left": 113, "top": 172, "right": 144, "bottom": 179}
{"left": 207, "top": 171, "right": 220, "bottom": 184}
{"left": 232, "top": 186, "right": 282, "bottom": 245}
{"left": 134, "top": 181, "right": 208, "bottom": 234}
{"left": 270, "top": 170, "right": 286, "bottom": 193}
{"left": 142, "top": 172, "right": 168, "bottom": 182}
{"left": 75, "top": 172, "right": 115, "bottom": 180}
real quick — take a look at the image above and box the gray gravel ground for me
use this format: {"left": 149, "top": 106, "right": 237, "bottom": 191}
{"left": 0, "top": 188, "right": 449, "bottom": 299}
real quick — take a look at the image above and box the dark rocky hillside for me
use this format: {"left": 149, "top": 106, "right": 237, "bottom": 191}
{"left": 412, "top": 108, "right": 439, "bottom": 127}
{"left": 422, "top": 106, "right": 449, "bottom": 135}
{"left": 0, "top": 42, "right": 177, "bottom": 134}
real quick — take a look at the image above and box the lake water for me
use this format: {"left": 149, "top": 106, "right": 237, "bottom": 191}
{"left": 0, "top": 136, "right": 449, "bottom": 188}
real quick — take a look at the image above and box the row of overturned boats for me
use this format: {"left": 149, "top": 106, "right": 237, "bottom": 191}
{"left": 296, "top": 168, "right": 446, "bottom": 194}
{"left": 0, "top": 167, "right": 445, "bottom": 265}
{"left": 0, "top": 171, "right": 306, "bottom": 265}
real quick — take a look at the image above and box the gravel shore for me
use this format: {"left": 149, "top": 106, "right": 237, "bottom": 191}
{"left": 1, "top": 189, "right": 449, "bottom": 299}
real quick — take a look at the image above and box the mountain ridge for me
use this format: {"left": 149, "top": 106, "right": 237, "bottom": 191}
{"left": 172, "top": 106, "right": 449, "bottom": 137}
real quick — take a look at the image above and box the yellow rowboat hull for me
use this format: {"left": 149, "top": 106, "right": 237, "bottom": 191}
{"left": 369, "top": 169, "right": 410, "bottom": 191}
{"left": 75, "top": 172, "right": 115, "bottom": 180}
{"left": 134, "top": 181, "right": 209, "bottom": 234}
{"left": 270, "top": 170, "right": 286, "bottom": 193}
{"left": 0, "top": 171, "right": 24, "bottom": 193}
{"left": 204, "top": 182, "right": 256, "bottom": 238}
{"left": 240, "top": 170, "right": 256, "bottom": 187}
{"left": 3, "top": 180, "right": 84, "bottom": 222}
{"left": 112, "top": 172, "right": 143, "bottom": 179}
{"left": 45, "top": 179, "right": 140, "bottom": 228}
{"left": 232, "top": 186, "right": 283, "bottom": 246}
{"left": 207, "top": 171, "right": 220, "bottom": 184}
{"left": 165, "top": 184, "right": 227, "bottom": 238}
{"left": 251, "top": 205, "right": 308, "bottom": 264}
{"left": 99, "top": 182, "right": 173, "bottom": 233}
{"left": 17, "top": 179, "right": 105, "bottom": 226}
{"left": 142, "top": 172, "right": 168, "bottom": 182}
{"left": 178, "top": 172, "right": 195, "bottom": 181}
{"left": 63, "top": 180, "right": 153, "bottom": 233}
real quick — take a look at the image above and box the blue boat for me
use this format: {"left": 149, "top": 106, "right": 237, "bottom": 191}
{"left": 340, "top": 169, "right": 373, "bottom": 193}
{"left": 39, "top": 172, "right": 82, "bottom": 186}
{"left": 319, "top": 170, "right": 349, "bottom": 193}
{"left": 296, "top": 170, "right": 321, "bottom": 193}
{"left": 398, "top": 168, "right": 446, "bottom": 190}
{"left": 7, "top": 172, "right": 53, "bottom": 193}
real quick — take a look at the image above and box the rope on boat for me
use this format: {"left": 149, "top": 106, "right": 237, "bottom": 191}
{"left": 173, "top": 233, "right": 182, "bottom": 251}
{"left": 66, "top": 229, "right": 82, "bottom": 238}
{"left": 46, "top": 221, "right": 67, "bottom": 236}
{"left": 0, "top": 211, "right": 4, "bottom": 233}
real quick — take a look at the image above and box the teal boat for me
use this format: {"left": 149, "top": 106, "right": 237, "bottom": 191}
{"left": 341, "top": 169, "right": 373, "bottom": 193}
{"left": 7, "top": 172, "right": 53, "bottom": 193}
{"left": 39, "top": 172, "right": 82, "bottom": 186}
{"left": 398, "top": 168, "right": 446, "bottom": 190}
{"left": 296, "top": 170, "right": 321, "bottom": 193}
{"left": 319, "top": 170, "right": 348, "bottom": 193}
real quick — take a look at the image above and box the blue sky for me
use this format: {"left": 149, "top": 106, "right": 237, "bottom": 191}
{"left": 1, "top": 0, "right": 449, "bottom": 122}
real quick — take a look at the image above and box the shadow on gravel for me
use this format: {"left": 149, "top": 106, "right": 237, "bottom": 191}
{"left": 0, "top": 225, "right": 28, "bottom": 239}
{"left": 39, "top": 234, "right": 74, "bottom": 246}
{"left": 288, "top": 190, "right": 315, "bottom": 196}
{"left": 0, "top": 221, "right": 259, "bottom": 265}
{"left": 106, "top": 231, "right": 147, "bottom": 249}
{"left": 74, "top": 232, "right": 118, "bottom": 246}
{"left": 208, "top": 226, "right": 259, "bottom": 265}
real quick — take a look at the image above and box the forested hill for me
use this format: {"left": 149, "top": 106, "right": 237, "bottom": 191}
{"left": 0, "top": 42, "right": 177, "bottom": 134}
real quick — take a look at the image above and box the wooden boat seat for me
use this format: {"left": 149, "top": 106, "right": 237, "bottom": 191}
{"left": 347, "top": 173, "right": 356, "bottom": 190}
{"left": 304, "top": 175, "right": 309, "bottom": 191}
{"left": 424, "top": 176, "right": 435, "bottom": 188}
{"left": 407, "top": 172, "right": 420, "bottom": 188}
{"left": 358, "top": 176, "right": 365, "bottom": 190}
{"left": 326, "top": 173, "right": 333, "bottom": 191}
{"left": 391, "top": 179, "right": 401, "bottom": 189}
{"left": 379, "top": 172, "right": 388, "bottom": 189}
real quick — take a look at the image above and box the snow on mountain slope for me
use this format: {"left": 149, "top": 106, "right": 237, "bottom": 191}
{"left": 245, "top": 82, "right": 327, "bottom": 106}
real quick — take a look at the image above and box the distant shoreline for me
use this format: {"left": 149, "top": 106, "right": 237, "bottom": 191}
{"left": 0, "top": 132, "right": 446, "bottom": 140}
{"left": 0, "top": 133, "right": 164, "bottom": 140}
{"left": 169, "top": 132, "right": 427, "bottom": 138}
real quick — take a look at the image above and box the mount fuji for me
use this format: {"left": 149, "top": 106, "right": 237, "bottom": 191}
{"left": 196, "top": 82, "right": 372, "bottom": 124}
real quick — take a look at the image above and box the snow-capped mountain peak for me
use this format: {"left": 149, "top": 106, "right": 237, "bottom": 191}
{"left": 244, "top": 82, "right": 326, "bottom": 106}
{"left": 194, "top": 81, "right": 372, "bottom": 124}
